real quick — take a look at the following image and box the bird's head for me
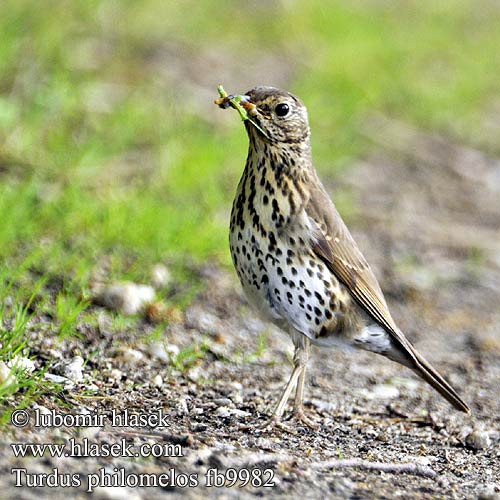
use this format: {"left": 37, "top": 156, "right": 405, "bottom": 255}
{"left": 240, "top": 86, "right": 311, "bottom": 146}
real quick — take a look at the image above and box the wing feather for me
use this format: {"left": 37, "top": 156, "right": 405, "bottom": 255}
{"left": 306, "top": 182, "right": 418, "bottom": 360}
{"left": 305, "top": 182, "right": 470, "bottom": 413}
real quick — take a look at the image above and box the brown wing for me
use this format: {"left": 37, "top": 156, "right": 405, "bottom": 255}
{"left": 306, "top": 181, "right": 419, "bottom": 360}
{"left": 306, "top": 181, "right": 470, "bottom": 413}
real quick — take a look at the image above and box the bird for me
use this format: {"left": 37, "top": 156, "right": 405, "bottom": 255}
{"left": 217, "top": 85, "right": 470, "bottom": 429}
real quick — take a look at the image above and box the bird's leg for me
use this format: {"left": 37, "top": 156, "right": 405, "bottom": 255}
{"left": 292, "top": 339, "right": 319, "bottom": 430}
{"left": 255, "top": 338, "right": 317, "bottom": 432}
{"left": 268, "top": 357, "right": 302, "bottom": 425}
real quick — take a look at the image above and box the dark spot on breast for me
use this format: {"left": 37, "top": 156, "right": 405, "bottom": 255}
{"left": 314, "top": 291, "right": 325, "bottom": 305}
{"left": 265, "top": 253, "right": 276, "bottom": 265}
{"left": 269, "top": 232, "right": 277, "bottom": 247}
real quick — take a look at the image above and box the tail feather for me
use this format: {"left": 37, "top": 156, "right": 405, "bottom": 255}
{"left": 353, "top": 324, "right": 470, "bottom": 413}
{"left": 411, "top": 349, "right": 470, "bottom": 414}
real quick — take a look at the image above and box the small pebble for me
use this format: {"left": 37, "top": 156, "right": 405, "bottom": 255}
{"left": 151, "top": 264, "right": 171, "bottom": 289}
{"left": 149, "top": 342, "right": 179, "bottom": 362}
{"left": 310, "top": 399, "right": 338, "bottom": 412}
{"left": 93, "top": 282, "right": 155, "bottom": 315}
{"left": 360, "top": 384, "right": 400, "bottom": 400}
{"left": 44, "top": 373, "right": 75, "bottom": 388}
{"left": 108, "top": 368, "right": 123, "bottom": 380}
{"left": 9, "top": 356, "right": 36, "bottom": 374}
{"left": 93, "top": 486, "right": 142, "bottom": 500}
{"left": 152, "top": 374, "right": 163, "bottom": 388}
{"left": 118, "top": 348, "right": 145, "bottom": 364}
{"left": 0, "top": 361, "right": 13, "bottom": 385}
{"left": 214, "top": 406, "right": 251, "bottom": 418}
{"left": 62, "top": 356, "right": 84, "bottom": 383}
{"left": 466, "top": 430, "right": 492, "bottom": 450}
{"left": 477, "top": 483, "right": 500, "bottom": 500}
{"left": 213, "top": 398, "right": 233, "bottom": 407}
{"left": 176, "top": 397, "right": 189, "bottom": 416}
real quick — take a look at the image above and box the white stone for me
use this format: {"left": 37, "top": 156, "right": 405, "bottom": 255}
{"left": 63, "top": 356, "right": 84, "bottom": 383}
{"left": 9, "top": 356, "right": 36, "bottom": 374}
{"left": 360, "top": 384, "right": 400, "bottom": 400}
{"left": 94, "top": 282, "right": 155, "bottom": 315}
{"left": 120, "top": 348, "right": 145, "bottom": 364}
{"left": 44, "top": 373, "right": 75, "bottom": 388}
{"left": 151, "top": 264, "right": 171, "bottom": 289}
{"left": 0, "top": 361, "right": 13, "bottom": 385}
{"left": 466, "top": 430, "right": 492, "bottom": 450}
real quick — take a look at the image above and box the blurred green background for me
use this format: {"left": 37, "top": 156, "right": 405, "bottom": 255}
{"left": 1, "top": 0, "right": 499, "bottom": 305}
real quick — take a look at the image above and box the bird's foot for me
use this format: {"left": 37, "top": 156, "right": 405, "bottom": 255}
{"left": 239, "top": 409, "right": 319, "bottom": 433}
{"left": 292, "top": 407, "right": 320, "bottom": 431}
{"left": 239, "top": 415, "right": 297, "bottom": 434}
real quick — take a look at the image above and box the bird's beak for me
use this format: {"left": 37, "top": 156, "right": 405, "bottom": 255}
{"left": 214, "top": 86, "right": 269, "bottom": 138}
{"left": 240, "top": 96, "right": 272, "bottom": 120}
{"left": 237, "top": 95, "right": 259, "bottom": 117}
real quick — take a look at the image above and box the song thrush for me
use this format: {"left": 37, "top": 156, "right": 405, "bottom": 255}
{"left": 217, "top": 86, "right": 470, "bottom": 429}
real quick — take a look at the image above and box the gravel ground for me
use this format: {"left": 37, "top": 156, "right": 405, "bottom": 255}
{"left": 1, "top": 124, "right": 499, "bottom": 499}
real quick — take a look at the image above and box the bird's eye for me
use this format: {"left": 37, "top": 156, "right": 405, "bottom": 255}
{"left": 275, "top": 103, "right": 290, "bottom": 117}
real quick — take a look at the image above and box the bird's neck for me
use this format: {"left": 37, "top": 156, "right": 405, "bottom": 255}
{"left": 234, "top": 140, "right": 313, "bottom": 232}
{"left": 246, "top": 138, "right": 312, "bottom": 181}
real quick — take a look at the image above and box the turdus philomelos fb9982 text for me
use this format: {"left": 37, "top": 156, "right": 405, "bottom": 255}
{"left": 217, "top": 86, "right": 470, "bottom": 429}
